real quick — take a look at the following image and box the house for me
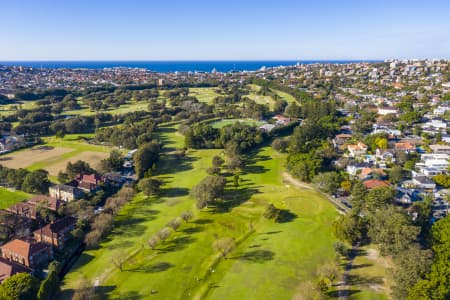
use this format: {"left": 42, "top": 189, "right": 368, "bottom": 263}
{"left": 7, "top": 195, "right": 61, "bottom": 220}
{"left": 423, "top": 118, "right": 447, "bottom": 130}
{"left": 332, "top": 133, "right": 352, "bottom": 149}
{"left": 413, "top": 176, "right": 437, "bottom": 190}
{"left": 346, "top": 162, "right": 373, "bottom": 176}
{"left": 363, "top": 179, "right": 390, "bottom": 189}
{"left": 0, "top": 134, "right": 26, "bottom": 154}
{"left": 377, "top": 106, "right": 399, "bottom": 116}
{"left": 375, "top": 149, "right": 396, "bottom": 163}
{"left": 358, "top": 168, "right": 387, "bottom": 181}
{"left": 258, "top": 123, "right": 276, "bottom": 133}
{"left": 272, "top": 115, "right": 292, "bottom": 126}
{"left": 429, "top": 144, "right": 450, "bottom": 154}
{"left": 394, "top": 142, "right": 416, "bottom": 153}
{"left": 0, "top": 239, "right": 53, "bottom": 269}
{"left": 49, "top": 184, "right": 84, "bottom": 202}
{"left": 347, "top": 142, "right": 368, "bottom": 158}
{"left": 0, "top": 258, "right": 30, "bottom": 282}
{"left": 70, "top": 173, "right": 104, "bottom": 192}
{"left": 28, "top": 195, "right": 61, "bottom": 211}
{"left": 33, "top": 217, "right": 77, "bottom": 250}
{"left": 416, "top": 154, "right": 449, "bottom": 171}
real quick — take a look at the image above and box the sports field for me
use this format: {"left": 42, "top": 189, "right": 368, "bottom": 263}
{"left": 60, "top": 125, "right": 339, "bottom": 299}
{"left": 0, "top": 138, "right": 111, "bottom": 177}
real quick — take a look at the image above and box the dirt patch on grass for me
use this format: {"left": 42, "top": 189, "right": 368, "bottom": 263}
{"left": 45, "top": 151, "right": 109, "bottom": 176}
{"left": 0, "top": 147, "right": 74, "bottom": 169}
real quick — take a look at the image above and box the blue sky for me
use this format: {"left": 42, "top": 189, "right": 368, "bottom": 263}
{"left": 1, "top": 0, "right": 449, "bottom": 60}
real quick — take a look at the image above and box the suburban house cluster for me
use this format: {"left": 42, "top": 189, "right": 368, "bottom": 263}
{"left": 333, "top": 94, "right": 449, "bottom": 221}
{"left": 0, "top": 172, "right": 114, "bottom": 282}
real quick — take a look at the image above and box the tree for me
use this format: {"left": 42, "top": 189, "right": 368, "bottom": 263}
{"left": 286, "top": 153, "right": 323, "bottom": 182}
{"left": 191, "top": 176, "right": 226, "bottom": 209}
{"left": 148, "top": 235, "right": 160, "bottom": 250}
{"left": 157, "top": 227, "right": 172, "bottom": 243}
{"left": 167, "top": 217, "right": 182, "bottom": 231}
{"left": 57, "top": 171, "right": 69, "bottom": 183}
{"left": 271, "top": 138, "right": 289, "bottom": 153}
{"left": 392, "top": 245, "right": 432, "bottom": 300}
{"left": 432, "top": 174, "right": 450, "bottom": 188}
{"left": 21, "top": 170, "right": 51, "bottom": 194}
{"left": 100, "top": 150, "right": 124, "bottom": 172}
{"left": 0, "top": 273, "right": 39, "bottom": 300}
{"left": 368, "top": 207, "right": 420, "bottom": 256}
{"left": 389, "top": 165, "right": 403, "bottom": 184}
{"left": 332, "top": 215, "right": 366, "bottom": 245}
{"left": 138, "top": 178, "right": 162, "bottom": 196}
{"left": 180, "top": 210, "right": 193, "bottom": 223}
{"left": 66, "top": 160, "right": 94, "bottom": 178}
{"left": 134, "top": 141, "right": 160, "bottom": 178}
{"left": 312, "top": 172, "right": 340, "bottom": 194}
{"left": 212, "top": 156, "right": 224, "bottom": 168}
{"left": 37, "top": 268, "right": 60, "bottom": 300}
{"left": 366, "top": 187, "right": 394, "bottom": 212}
{"left": 213, "top": 237, "right": 235, "bottom": 258}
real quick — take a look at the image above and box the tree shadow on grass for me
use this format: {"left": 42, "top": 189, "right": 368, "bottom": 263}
{"left": 110, "top": 291, "right": 142, "bottom": 300}
{"left": 192, "top": 218, "right": 213, "bottom": 225}
{"left": 350, "top": 263, "right": 373, "bottom": 270}
{"left": 181, "top": 226, "right": 204, "bottom": 234}
{"left": 160, "top": 187, "right": 190, "bottom": 198}
{"left": 158, "top": 236, "right": 196, "bottom": 253}
{"left": 326, "top": 289, "right": 361, "bottom": 298}
{"left": 274, "top": 209, "right": 297, "bottom": 223}
{"left": 347, "top": 274, "right": 384, "bottom": 286}
{"left": 236, "top": 250, "right": 275, "bottom": 263}
{"left": 214, "top": 186, "right": 260, "bottom": 212}
{"left": 128, "top": 262, "right": 174, "bottom": 273}
{"left": 65, "top": 253, "right": 94, "bottom": 273}
{"left": 156, "top": 153, "right": 198, "bottom": 175}
{"left": 95, "top": 285, "right": 117, "bottom": 300}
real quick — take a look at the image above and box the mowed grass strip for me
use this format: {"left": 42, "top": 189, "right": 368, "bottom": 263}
{"left": 0, "top": 188, "right": 30, "bottom": 209}
{"left": 60, "top": 126, "right": 339, "bottom": 300}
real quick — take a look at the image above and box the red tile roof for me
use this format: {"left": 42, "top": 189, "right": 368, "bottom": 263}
{"left": 0, "top": 258, "right": 30, "bottom": 282}
{"left": 1, "top": 239, "right": 49, "bottom": 260}
{"left": 363, "top": 179, "right": 390, "bottom": 189}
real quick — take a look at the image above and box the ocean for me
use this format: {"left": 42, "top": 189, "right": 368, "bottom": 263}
{"left": 0, "top": 60, "right": 376, "bottom": 73}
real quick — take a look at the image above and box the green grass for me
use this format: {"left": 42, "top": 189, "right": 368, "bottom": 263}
{"left": 60, "top": 125, "right": 339, "bottom": 299}
{"left": 189, "top": 88, "right": 221, "bottom": 104}
{"left": 211, "top": 119, "right": 266, "bottom": 129}
{"left": 62, "top": 101, "right": 151, "bottom": 117}
{"left": 0, "top": 100, "right": 39, "bottom": 116}
{"left": 0, "top": 188, "right": 30, "bottom": 209}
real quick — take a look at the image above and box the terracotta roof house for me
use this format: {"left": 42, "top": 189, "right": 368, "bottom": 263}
{"left": 0, "top": 239, "right": 53, "bottom": 268}
{"left": 358, "top": 168, "right": 387, "bottom": 181}
{"left": 7, "top": 195, "right": 62, "bottom": 220}
{"left": 0, "top": 257, "right": 30, "bottom": 282}
{"left": 347, "top": 142, "right": 368, "bottom": 158}
{"left": 71, "top": 173, "right": 104, "bottom": 192}
{"left": 363, "top": 179, "right": 390, "bottom": 190}
{"left": 394, "top": 142, "right": 416, "bottom": 153}
{"left": 33, "top": 216, "right": 77, "bottom": 250}
{"left": 7, "top": 202, "right": 38, "bottom": 220}
{"left": 272, "top": 115, "right": 292, "bottom": 126}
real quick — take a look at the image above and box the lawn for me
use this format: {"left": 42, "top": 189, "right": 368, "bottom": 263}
{"left": 346, "top": 247, "right": 392, "bottom": 300}
{"left": 0, "top": 188, "right": 30, "bottom": 209}
{"left": 0, "top": 100, "right": 39, "bottom": 116}
{"left": 211, "top": 119, "right": 266, "bottom": 129}
{"left": 62, "top": 101, "right": 151, "bottom": 117}
{"left": 60, "top": 125, "right": 339, "bottom": 299}
{"left": 189, "top": 87, "right": 221, "bottom": 104}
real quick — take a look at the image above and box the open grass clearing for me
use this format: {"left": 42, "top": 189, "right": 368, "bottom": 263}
{"left": 60, "top": 125, "right": 339, "bottom": 299}
{"left": 45, "top": 151, "right": 109, "bottom": 176}
{"left": 210, "top": 118, "right": 266, "bottom": 129}
{"left": 0, "top": 188, "right": 30, "bottom": 209}
{"left": 189, "top": 87, "right": 221, "bottom": 104}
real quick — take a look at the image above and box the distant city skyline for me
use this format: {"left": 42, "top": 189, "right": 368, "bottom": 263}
{"left": 1, "top": 0, "right": 450, "bottom": 60}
